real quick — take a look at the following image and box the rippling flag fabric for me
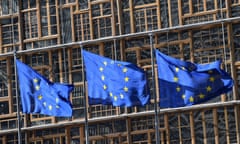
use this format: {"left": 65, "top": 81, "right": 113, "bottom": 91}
{"left": 155, "top": 49, "right": 233, "bottom": 108}
{"left": 82, "top": 50, "right": 150, "bottom": 107}
{"left": 16, "top": 59, "right": 74, "bottom": 117}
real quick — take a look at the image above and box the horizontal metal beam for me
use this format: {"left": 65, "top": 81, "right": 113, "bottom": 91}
{"left": 0, "top": 16, "right": 240, "bottom": 58}
{"left": 0, "top": 100, "right": 240, "bottom": 135}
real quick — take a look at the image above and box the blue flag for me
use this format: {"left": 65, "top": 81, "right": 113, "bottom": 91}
{"left": 16, "top": 59, "right": 74, "bottom": 117}
{"left": 155, "top": 49, "right": 233, "bottom": 108}
{"left": 82, "top": 50, "right": 150, "bottom": 107}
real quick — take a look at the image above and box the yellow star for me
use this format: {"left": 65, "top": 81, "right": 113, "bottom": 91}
{"left": 125, "top": 77, "right": 129, "bottom": 82}
{"left": 173, "top": 76, "right": 178, "bottom": 82}
{"left": 176, "top": 86, "right": 181, "bottom": 92}
{"left": 43, "top": 102, "right": 47, "bottom": 107}
{"left": 206, "top": 86, "right": 212, "bottom": 92}
{"left": 124, "top": 86, "right": 128, "bottom": 92}
{"left": 48, "top": 105, "right": 52, "bottom": 110}
{"left": 38, "top": 95, "right": 43, "bottom": 100}
{"left": 109, "top": 92, "right": 113, "bottom": 97}
{"left": 103, "top": 61, "right": 107, "bottom": 66}
{"left": 189, "top": 96, "right": 194, "bottom": 102}
{"left": 35, "top": 85, "right": 40, "bottom": 90}
{"left": 101, "top": 75, "right": 105, "bottom": 81}
{"left": 182, "top": 94, "right": 185, "bottom": 99}
{"left": 114, "top": 96, "right": 117, "bottom": 101}
{"left": 209, "top": 77, "right": 215, "bottom": 82}
{"left": 199, "top": 93, "right": 205, "bottom": 99}
{"left": 99, "top": 67, "right": 104, "bottom": 72}
{"left": 33, "top": 78, "right": 38, "bottom": 83}
{"left": 56, "top": 98, "right": 59, "bottom": 103}
{"left": 123, "top": 68, "right": 128, "bottom": 73}
{"left": 120, "top": 93, "right": 124, "bottom": 99}
{"left": 103, "top": 84, "right": 107, "bottom": 90}
{"left": 175, "top": 67, "right": 179, "bottom": 72}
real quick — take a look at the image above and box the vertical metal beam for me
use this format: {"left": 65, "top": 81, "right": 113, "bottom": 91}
{"left": 189, "top": 0, "right": 193, "bottom": 14}
{"left": 164, "top": 114, "right": 170, "bottom": 144}
{"left": 37, "top": 0, "right": 42, "bottom": 38}
{"left": 167, "top": 0, "right": 172, "bottom": 27}
{"left": 126, "top": 117, "right": 132, "bottom": 144}
{"left": 88, "top": 2, "right": 94, "bottom": 39}
{"left": 59, "top": 0, "right": 68, "bottom": 83}
{"left": 234, "top": 105, "right": 240, "bottom": 144}
{"left": 18, "top": 0, "right": 24, "bottom": 51}
{"left": 190, "top": 111, "right": 196, "bottom": 144}
{"left": 111, "top": 0, "right": 116, "bottom": 36}
{"left": 202, "top": 111, "right": 207, "bottom": 144}
{"left": 156, "top": 0, "right": 162, "bottom": 29}
{"left": 224, "top": 106, "right": 230, "bottom": 143}
{"left": 0, "top": 23, "right": 2, "bottom": 54}
{"left": 129, "top": 0, "right": 135, "bottom": 33}
{"left": 178, "top": 114, "right": 182, "bottom": 143}
{"left": 116, "top": 0, "right": 123, "bottom": 35}
{"left": 178, "top": 0, "right": 183, "bottom": 26}
{"left": 113, "top": 39, "right": 117, "bottom": 60}
{"left": 213, "top": 108, "right": 219, "bottom": 144}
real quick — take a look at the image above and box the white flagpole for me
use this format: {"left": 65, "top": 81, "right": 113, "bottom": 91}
{"left": 80, "top": 44, "right": 89, "bottom": 144}
{"left": 14, "top": 51, "right": 22, "bottom": 144}
{"left": 149, "top": 33, "right": 160, "bottom": 143}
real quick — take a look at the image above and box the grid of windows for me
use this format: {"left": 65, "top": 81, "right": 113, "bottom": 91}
{"left": 74, "top": 13, "right": 91, "bottom": 41}
{"left": 23, "top": 11, "right": 38, "bottom": 39}
{"left": 0, "top": 0, "right": 240, "bottom": 143}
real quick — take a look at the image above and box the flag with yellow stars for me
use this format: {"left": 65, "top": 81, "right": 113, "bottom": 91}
{"left": 155, "top": 49, "right": 233, "bottom": 108}
{"left": 16, "top": 59, "right": 74, "bottom": 117}
{"left": 82, "top": 50, "right": 150, "bottom": 107}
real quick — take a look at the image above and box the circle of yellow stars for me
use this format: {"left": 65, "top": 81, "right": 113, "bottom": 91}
{"left": 173, "top": 66, "right": 215, "bottom": 103}
{"left": 33, "top": 78, "right": 60, "bottom": 111}
{"left": 99, "top": 61, "right": 129, "bottom": 102}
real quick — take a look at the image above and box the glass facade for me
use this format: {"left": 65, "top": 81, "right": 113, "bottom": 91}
{"left": 0, "top": 0, "right": 240, "bottom": 143}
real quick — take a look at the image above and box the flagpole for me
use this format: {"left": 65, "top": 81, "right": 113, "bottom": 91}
{"left": 13, "top": 50, "right": 22, "bottom": 144}
{"left": 149, "top": 33, "right": 160, "bottom": 143}
{"left": 80, "top": 44, "right": 89, "bottom": 144}
{"left": 11, "top": 0, "right": 22, "bottom": 142}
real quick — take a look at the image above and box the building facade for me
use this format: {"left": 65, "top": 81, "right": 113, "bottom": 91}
{"left": 0, "top": 0, "right": 240, "bottom": 143}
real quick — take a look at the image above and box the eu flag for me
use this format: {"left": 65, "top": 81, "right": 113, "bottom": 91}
{"left": 82, "top": 50, "right": 150, "bottom": 107}
{"left": 155, "top": 50, "right": 233, "bottom": 108}
{"left": 16, "top": 59, "right": 74, "bottom": 117}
